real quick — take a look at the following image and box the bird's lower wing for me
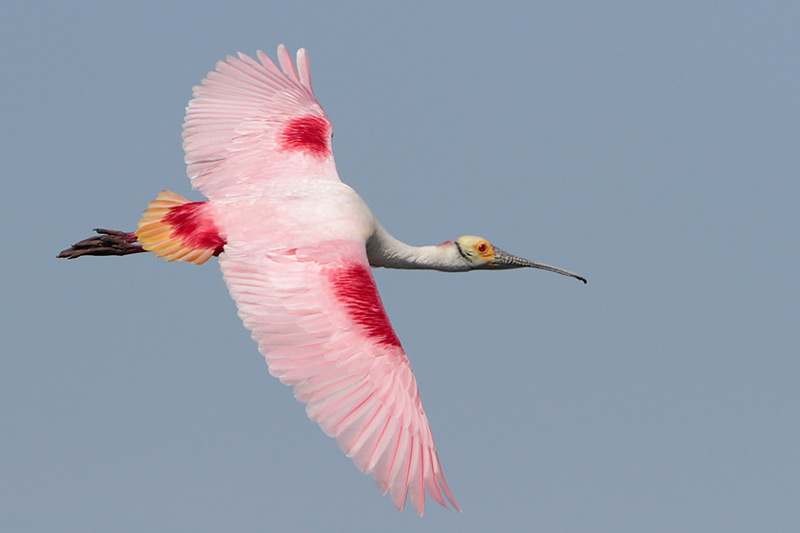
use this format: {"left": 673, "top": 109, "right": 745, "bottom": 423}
{"left": 219, "top": 241, "right": 459, "bottom": 515}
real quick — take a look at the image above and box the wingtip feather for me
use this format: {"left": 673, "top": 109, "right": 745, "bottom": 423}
{"left": 296, "top": 48, "right": 313, "bottom": 93}
{"left": 276, "top": 44, "right": 300, "bottom": 85}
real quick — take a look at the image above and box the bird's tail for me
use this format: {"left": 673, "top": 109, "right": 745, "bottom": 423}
{"left": 135, "top": 190, "right": 225, "bottom": 265}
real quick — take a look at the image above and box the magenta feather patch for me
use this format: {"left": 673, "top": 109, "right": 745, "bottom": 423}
{"left": 164, "top": 202, "right": 226, "bottom": 254}
{"left": 329, "top": 264, "right": 402, "bottom": 348}
{"left": 279, "top": 115, "right": 331, "bottom": 158}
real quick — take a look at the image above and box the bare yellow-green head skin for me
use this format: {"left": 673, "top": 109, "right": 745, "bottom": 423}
{"left": 454, "top": 235, "right": 587, "bottom": 283}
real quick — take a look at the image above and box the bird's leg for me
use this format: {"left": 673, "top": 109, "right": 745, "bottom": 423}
{"left": 57, "top": 228, "right": 147, "bottom": 259}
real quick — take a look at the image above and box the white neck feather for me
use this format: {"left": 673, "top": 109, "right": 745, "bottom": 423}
{"left": 366, "top": 223, "right": 469, "bottom": 272}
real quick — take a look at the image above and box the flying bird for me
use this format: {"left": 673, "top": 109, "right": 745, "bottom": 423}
{"left": 59, "top": 45, "right": 586, "bottom": 515}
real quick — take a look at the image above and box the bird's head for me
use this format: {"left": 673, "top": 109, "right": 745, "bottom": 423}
{"left": 454, "top": 235, "right": 587, "bottom": 283}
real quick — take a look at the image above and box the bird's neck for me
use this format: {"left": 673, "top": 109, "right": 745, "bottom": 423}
{"left": 366, "top": 223, "right": 468, "bottom": 272}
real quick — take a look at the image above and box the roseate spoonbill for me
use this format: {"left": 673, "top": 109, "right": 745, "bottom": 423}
{"left": 59, "top": 45, "right": 586, "bottom": 515}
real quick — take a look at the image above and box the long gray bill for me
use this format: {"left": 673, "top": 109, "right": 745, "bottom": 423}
{"left": 492, "top": 247, "right": 587, "bottom": 284}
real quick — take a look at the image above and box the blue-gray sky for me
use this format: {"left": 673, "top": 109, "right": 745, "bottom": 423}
{"left": 3, "top": 1, "right": 799, "bottom": 531}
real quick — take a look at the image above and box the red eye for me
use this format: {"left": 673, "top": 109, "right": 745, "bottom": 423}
{"left": 478, "top": 243, "right": 487, "bottom": 253}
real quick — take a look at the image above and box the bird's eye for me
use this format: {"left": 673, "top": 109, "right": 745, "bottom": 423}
{"left": 477, "top": 243, "right": 488, "bottom": 253}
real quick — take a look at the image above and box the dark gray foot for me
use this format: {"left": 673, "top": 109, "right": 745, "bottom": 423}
{"left": 58, "top": 228, "right": 146, "bottom": 259}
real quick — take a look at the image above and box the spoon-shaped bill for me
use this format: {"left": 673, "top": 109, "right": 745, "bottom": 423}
{"left": 491, "top": 247, "right": 587, "bottom": 284}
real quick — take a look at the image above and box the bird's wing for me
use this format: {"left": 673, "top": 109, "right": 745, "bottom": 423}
{"left": 184, "top": 45, "right": 339, "bottom": 200}
{"left": 220, "top": 239, "right": 460, "bottom": 516}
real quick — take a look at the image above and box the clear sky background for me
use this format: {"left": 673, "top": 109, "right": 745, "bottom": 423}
{"left": 3, "top": 2, "right": 798, "bottom": 531}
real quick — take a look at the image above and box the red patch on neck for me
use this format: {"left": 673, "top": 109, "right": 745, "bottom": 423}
{"left": 280, "top": 115, "right": 331, "bottom": 158}
{"left": 329, "top": 264, "right": 402, "bottom": 348}
{"left": 164, "top": 202, "right": 226, "bottom": 255}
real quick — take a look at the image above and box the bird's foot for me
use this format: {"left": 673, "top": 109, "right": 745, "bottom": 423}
{"left": 58, "top": 228, "right": 146, "bottom": 259}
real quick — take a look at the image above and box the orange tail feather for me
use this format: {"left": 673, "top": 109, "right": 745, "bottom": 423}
{"left": 135, "top": 190, "right": 225, "bottom": 265}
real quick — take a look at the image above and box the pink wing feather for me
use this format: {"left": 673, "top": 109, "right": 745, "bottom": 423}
{"left": 183, "top": 45, "right": 338, "bottom": 199}
{"left": 220, "top": 241, "right": 460, "bottom": 515}
{"left": 186, "top": 46, "right": 460, "bottom": 515}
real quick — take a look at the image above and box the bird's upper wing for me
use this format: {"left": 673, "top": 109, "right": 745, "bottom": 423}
{"left": 183, "top": 45, "right": 339, "bottom": 199}
{"left": 220, "top": 238, "right": 460, "bottom": 516}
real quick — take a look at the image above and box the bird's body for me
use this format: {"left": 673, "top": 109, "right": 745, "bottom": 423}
{"left": 59, "top": 45, "right": 585, "bottom": 516}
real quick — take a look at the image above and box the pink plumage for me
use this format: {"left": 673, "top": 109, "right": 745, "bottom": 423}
{"left": 61, "top": 43, "right": 586, "bottom": 516}
{"left": 183, "top": 46, "right": 337, "bottom": 200}
{"left": 187, "top": 46, "right": 459, "bottom": 515}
